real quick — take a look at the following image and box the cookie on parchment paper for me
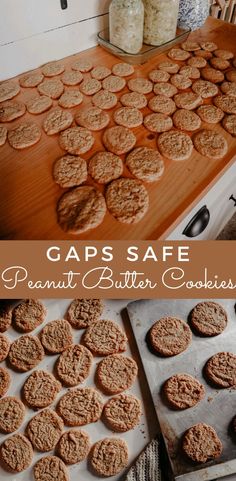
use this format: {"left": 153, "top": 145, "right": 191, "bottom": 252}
{"left": 0, "top": 303, "right": 12, "bottom": 332}
{"left": 13, "top": 299, "right": 46, "bottom": 333}
{"left": 57, "top": 429, "right": 90, "bottom": 465}
{"left": 103, "top": 393, "right": 142, "bottom": 432}
{"left": 0, "top": 367, "right": 11, "bottom": 397}
{"left": 96, "top": 354, "right": 138, "bottom": 395}
{"left": 34, "top": 456, "right": 69, "bottom": 481}
{"left": 0, "top": 433, "right": 33, "bottom": 473}
{"left": 23, "top": 370, "right": 61, "bottom": 408}
{"left": 26, "top": 409, "right": 64, "bottom": 452}
{"left": 0, "top": 396, "right": 25, "bottom": 433}
{"left": 90, "top": 438, "right": 129, "bottom": 476}
{"left": 8, "top": 334, "right": 44, "bottom": 372}
{"left": 0, "top": 333, "right": 10, "bottom": 361}
{"left": 57, "top": 387, "right": 103, "bottom": 426}
{"left": 83, "top": 319, "right": 127, "bottom": 356}
{"left": 56, "top": 344, "right": 93, "bottom": 387}
{"left": 67, "top": 298, "right": 104, "bottom": 329}
{"left": 41, "top": 319, "right": 73, "bottom": 354}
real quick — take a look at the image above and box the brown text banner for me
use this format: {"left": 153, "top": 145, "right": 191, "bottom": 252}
{"left": 0, "top": 241, "right": 235, "bottom": 298}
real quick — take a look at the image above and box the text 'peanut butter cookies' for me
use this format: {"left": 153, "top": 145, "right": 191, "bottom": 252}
{"left": 90, "top": 438, "right": 128, "bottom": 476}
{"left": 103, "top": 126, "right": 136, "bottom": 155}
{"left": 59, "top": 127, "right": 95, "bottom": 155}
{"left": 0, "top": 81, "right": 20, "bottom": 102}
{"left": 0, "top": 126, "right": 7, "bottom": 147}
{"left": 0, "top": 367, "right": 11, "bottom": 397}
{"left": 8, "top": 334, "right": 44, "bottom": 371}
{"left": 149, "top": 317, "right": 192, "bottom": 357}
{"left": 223, "top": 115, "right": 236, "bottom": 136}
{"left": 1, "top": 434, "right": 33, "bottom": 472}
{"left": 205, "top": 352, "right": 236, "bottom": 388}
{"left": 19, "top": 72, "right": 44, "bottom": 88}
{"left": 57, "top": 429, "right": 90, "bottom": 464}
{"left": 83, "top": 319, "right": 127, "bottom": 356}
{"left": 67, "top": 298, "right": 103, "bottom": 329}
{"left": 57, "top": 186, "right": 106, "bottom": 234}
{"left": 190, "top": 301, "right": 228, "bottom": 336}
{"left": 0, "top": 333, "right": 10, "bottom": 361}
{"left": 193, "top": 129, "right": 228, "bottom": 159}
{"left": 89, "top": 152, "right": 123, "bottom": 184}
{"left": 182, "top": 423, "right": 222, "bottom": 463}
{"left": 0, "top": 303, "right": 12, "bottom": 332}
{"left": 96, "top": 354, "right": 138, "bottom": 394}
{"left": 75, "top": 106, "right": 110, "bottom": 131}
{"left": 41, "top": 319, "right": 73, "bottom": 354}
{"left": 23, "top": 370, "right": 61, "bottom": 408}
{"left": 53, "top": 155, "right": 87, "bottom": 188}
{"left": 56, "top": 344, "right": 93, "bottom": 386}
{"left": 0, "top": 100, "right": 26, "bottom": 122}
{"left": 13, "top": 299, "right": 46, "bottom": 333}
{"left": 103, "top": 393, "right": 142, "bottom": 432}
{"left": 163, "top": 374, "right": 205, "bottom": 410}
{"left": 43, "top": 108, "right": 73, "bottom": 135}
{"left": 106, "top": 178, "right": 149, "bottom": 224}
{"left": 92, "top": 89, "right": 118, "bottom": 110}
{"left": 27, "top": 409, "right": 64, "bottom": 451}
{"left": 34, "top": 456, "right": 69, "bottom": 481}
{"left": 57, "top": 387, "right": 103, "bottom": 426}
{"left": 26, "top": 95, "right": 53, "bottom": 115}
{"left": 144, "top": 112, "right": 173, "bottom": 133}
{"left": 8, "top": 121, "right": 41, "bottom": 150}
{"left": 126, "top": 146, "right": 165, "bottom": 182}
{"left": 157, "top": 131, "right": 193, "bottom": 161}
{"left": 0, "top": 396, "right": 25, "bottom": 433}
{"left": 38, "top": 78, "right": 64, "bottom": 99}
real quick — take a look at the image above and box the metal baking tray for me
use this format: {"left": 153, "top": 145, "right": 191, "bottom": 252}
{"left": 126, "top": 299, "right": 236, "bottom": 481}
{"left": 97, "top": 26, "right": 190, "bottom": 65}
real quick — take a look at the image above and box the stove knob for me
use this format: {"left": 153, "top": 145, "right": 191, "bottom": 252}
{"left": 182, "top": 205, "right": 210, "bottom": 238}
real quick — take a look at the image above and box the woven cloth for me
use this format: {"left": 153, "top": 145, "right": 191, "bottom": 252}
{"left": 126, "top": 439, "right": 161, "bottom": 481}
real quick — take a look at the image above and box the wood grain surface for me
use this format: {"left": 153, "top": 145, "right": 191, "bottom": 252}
{"left": 0, "top": 17, "right": 236, "bottom": 240}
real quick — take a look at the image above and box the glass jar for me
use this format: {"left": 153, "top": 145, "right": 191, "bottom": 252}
{"left": 109, "top": 0, "right": 144, "bottom": 54}
{"left": 143, "top": 0, "right": 179, "bottom": 46}
{"left": 178, "top": 0, "right": 209, "bottom": 30}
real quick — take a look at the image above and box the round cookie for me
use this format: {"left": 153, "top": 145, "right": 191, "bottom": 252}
{"left": 83, "top": 319, "right": 127, "bottom": 356}
{"left": 23, "top": 370, "right": 61, "bottom": 408}
{"left": 80, "top": 78, "right": 102, "bottom": 95}
{"left": 0, "top": 367, "right": 10, "bottom": 397}
{"left": 96, "top": 354, "right": 138, "bottom": 394}
{"left": 192, "top": 80, "right": 219, "bottom": 98}
{"left": 102, "top": 75, "right": 126, "bottom": 92}
{"left": 188, "top": 56, "right": 207, "bottom": 68}
{"left": 126, "top": 146, "right": 165, "bottom": 182}
{"left": 174, "top": 92, "right": 202, "bottom": 110}
{"left": 214, "top": 95, "right": 236, "bottom": 114}
{"left": 223, "top": 115, "right": 236, "bottom": 136}
{"left": 149, "top": 317, "right": 192, "bottom": 357}
{"left": 105, "top": 178, "right": 149, "bottom": 224}
{"left": 128, "top": 78, "right": 153, "bottom": 94}
{"left": 0, "top": 396, "right": 25, "bottom": 433}
{"left": 67, "top": 298, "right": 103, "bottom": 329}
{"left": 57, "top": 429, "right": 90, "bottom": 464}
{"left": 0, "top": 100, "right": 26, "bottom": 122}
{"left": 195, "top": 49, "right": 213, "bottom": 59}
{"left": 103, "top": 393, "right": 141, "bottom": 432}
{"left": 13, "top": 299, "right": 46, "bottom": 333}
{"left": 179, "top": 65, "right": 200, "bottom": 79}
{"left": 37, "top": 78, "right": 64, "bottom": 99}
{"left": 0, "top": 434, "right": 33, "bottom": 472}
{"left": 171, "top": 74, "right": 192, "bottom": 90}
{"left": 200, "top": 41, "right": 218, "bottom": 52}
{"left": 168, "top": 48, "right": 191, "bottom": 61}
{"left": 57, "top": 186, "right": 106, "bottom": 234}
{"left": 148, "top": 95, "right": 176, "bottom": 115}
{"left": 193, "top": 129, "right": 228, "bottom": 159}
{"left": 0, "top": 333, "right": 10, "bottom": 361}
{"left": 205, "top": 352, "right": 236, "bottom": 388}
{"left": 120, "top": 91, "right": 147, "bottom": 108}
{"left": 190, "top": 301, "right": 228, "bottom": 337}
{"left": 71, "top": 59, "right": 93, "bottom": 72}
{"left": 26, "top": 95, "right": 53, "bottom": 114}
{"left": 57, "top": 387, "right": 103, "bottom": 426}
{"left": 157, "top": 131, "right": 193, "bottom": 161}
{"left": 153, "top": 82, "right": 178, "bottom": 98}
{"left": 0, "top": 303, "right": 12, "bottom": 332}
{"left": 8, "top": 335, "right": 44, "bottom": 372}
{"left": 163, "top": 374, "right": 205, "bottom": 410}
{"left": 214, "top": 49, "right": 234, "bottom": 60}
{"left": 75, "top": 106, "right": 110, "bottom": 131}
{"left": 201, "top": 66, "right": 225, "bottom": 83}
{"left": 34, "top": 456, "right": 69, "bottom": 481}
{"left": 27, "top": 409, "right": 64, "bottom": 451}
{"left": 197, "top": 105, "right": 224, "bottom": 124}
{"left": 53, "top": 154, "right": 87, "bottom": 188}
{"left": 172, "top": 109, "right": 201, "bottom": 132}
{"left": 226, "top": 70, "right": 236, "bottom": 83}
{"left": 58, "top": 89, "right": 83, "bottom": 108}
{"left": 61, "top": 70, "right": 83, "bottom": 86}
{"left": 92, "top": 89, "right": 118, "bottom": 110}
{"left": 221, "top": 81, "right": 236, "bottom": 97}
{"left": 181, "top": 41, "right": 200, "bottom": 51}
{"left": 112, "top": 63, "right": 134, "bottom": 77}
{"left": 182, "top": 423, "right": 222, "bottom": 463}
{"left": 88, "top": 152, "right": 123, "bottom": 184}
{"left": 0, "top": 81, "right": 20, "bottom": 102}
{"left": 113, "top": 107, "right": 143, "bottom": 128}
{"left": 56, "top": 344, "right": 93, "bottom": 386}
{"left": 0, "top": 125, "right": 7, "bottom": 146}
{"left": 41, "top": 319, "right": 73, "bottom": 354}
{"left": 8, "top": 121, "right": 41, "bottom": 149}
{"left": 90, "top": 438, "right": 128, "bottom": 476}
{"left": 148, "top": 69, "right": 170, "bottom": 83}
{"left": 19, "top": 73, "right": 44, "bottom": 88}
{"left": 158, "top": 61, "right": 180, "bottom": 74}
{"left": 59, "top": 127, "right": 95, "bottom": 155}
{"left": 210, "top": 57, "right": 230, "bottom": 71}
{"left": 103, "top": 126, "right": 136, "bottom": 155}
{"left": 43, "top": 108, "right": 73, "bottom": 135}
{"left": 42, "top": 62, "right": 65, "bottom": 77}
{"left": 91, "top": 66, "right": 112, "bottom": 80}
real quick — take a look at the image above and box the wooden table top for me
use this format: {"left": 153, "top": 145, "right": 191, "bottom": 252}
{"left": 0, "top": 17, "right": 236, "bottom": 240}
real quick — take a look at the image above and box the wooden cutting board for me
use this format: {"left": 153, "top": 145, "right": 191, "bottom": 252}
{"left": 0, "top": 17, "right": 236, "bottom": 240}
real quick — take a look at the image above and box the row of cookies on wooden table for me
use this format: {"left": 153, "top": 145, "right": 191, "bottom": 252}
{"left": 0, "top": 299, "right": 141, "bottom": 480}
{"left": 148, "top": 300, "right": 236, "bottom": 465}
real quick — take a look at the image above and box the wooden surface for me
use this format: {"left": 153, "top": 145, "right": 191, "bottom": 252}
{"left": 1, "top": 17, "right": 236, "bottom": 240}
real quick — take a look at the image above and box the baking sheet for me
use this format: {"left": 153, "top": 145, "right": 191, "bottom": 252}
{"left": 126, "top": 299, "right": 236, "bottom": 481}
{"left": 0, "top": 299, "right": 152, "bottom": 481}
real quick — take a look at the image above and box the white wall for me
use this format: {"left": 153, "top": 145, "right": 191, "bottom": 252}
{"left": 0, "top": 0, "right": 110, "bottom": 80}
